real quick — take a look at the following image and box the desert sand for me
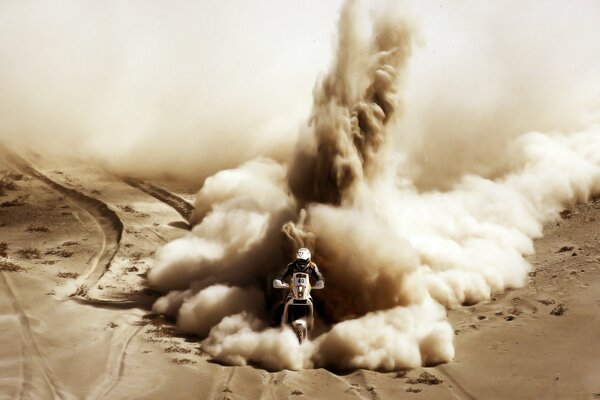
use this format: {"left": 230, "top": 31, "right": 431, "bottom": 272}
{"left": 1, "top": 150, "right": 599, "bottom": 399}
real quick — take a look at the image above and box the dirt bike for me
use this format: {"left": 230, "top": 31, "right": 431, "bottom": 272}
{"left": 273, "top": 272, "right": 323, "bottom": 343}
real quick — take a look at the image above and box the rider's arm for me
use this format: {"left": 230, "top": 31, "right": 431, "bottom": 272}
{"left": 273, "top": 264, "right": 293, "bottom": 288}
{"left": 311, "top": 264, "right": 325, "bottom": 289}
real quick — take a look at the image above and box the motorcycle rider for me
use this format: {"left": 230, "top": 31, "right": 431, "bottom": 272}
{"left": 272, "top": 248, "right": 324, "bottom": 325}
{"left": 273, "top": 248, "right": 325, "bottom": 290}
{"left": 271, "top": 248, "right": 324, "bottom": 338}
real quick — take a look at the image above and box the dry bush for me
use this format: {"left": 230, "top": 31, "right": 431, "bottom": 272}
{"left": 170, "top": 358, "right": 195, "bottom": 365}
{"left": 74, "top": 285, "right": 88, "bottom": 296}
{"left": 17, "top": 247, "right": 41, "bottom": 259}
{"left": 27, "top": 225, "right": 50, "bottom": 233}
{"left": 0, "top": 178, "right": 19, "bottom": 196}
{"left": 45, "top": 248, "right": 74, "bottom": 258}
{"left": 0, "top": 260, "right": 25, "bottom": 272}
{"left": 407, "top": 372, "right": 443, "bottom": 385}
{"left": 0, "top": 196, "right": 28, "bottom": 207}
{"left": 164, "top": 345, "right": 191, "bottom": 354}
{"left": 56, "top": 271, "right": 79, "bottom": 279}
{"left": 0, "top": 171, "right": 23, "bottom": 196}
{"left": 118, "top": 205, "right": 137, "bottom": 213}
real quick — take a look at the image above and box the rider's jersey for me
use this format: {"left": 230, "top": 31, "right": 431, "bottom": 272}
{"left": 275, "top": 260, "right": 324, "bottom": 286}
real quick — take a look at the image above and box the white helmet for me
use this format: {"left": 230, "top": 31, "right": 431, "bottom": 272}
{"left": 296, "top": 248, "right": 311, "bottom": 267}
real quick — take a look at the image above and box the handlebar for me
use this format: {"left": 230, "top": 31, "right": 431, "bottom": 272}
{"left": 273, "top": 280, "right": 290, "bottom": 289}
{"left": 273, "top": 279, "right": 324, "bottom": 290}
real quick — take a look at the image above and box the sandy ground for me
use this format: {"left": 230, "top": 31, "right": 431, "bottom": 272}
{"left": 1, "top": 151, "right": 599, "bottom": 400}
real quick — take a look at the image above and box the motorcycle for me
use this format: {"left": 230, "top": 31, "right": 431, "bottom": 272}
{"left": 273, "top": 272, "right": 323, "bottom": 343}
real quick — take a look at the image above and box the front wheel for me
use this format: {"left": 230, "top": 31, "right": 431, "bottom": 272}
{"left": 292, "top": 320, "right": 307, "bottom": 343}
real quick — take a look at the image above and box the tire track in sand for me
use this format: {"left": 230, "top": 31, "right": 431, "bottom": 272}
{"left": 350, "top": 370, "right": 381, "bottom": 400}
{"left": 258, "top": 370, "right": 287, "bottom": 400}
{"left": 5, "top": 151, "right": 147, "bottom": 398}
{"left": 208, "top": 368, "right": 236, "bottom": 400}
{"left": 123, "top": 177, "right": 194, "bottom": 222}
{"left": 0, "top": 272, "right": 74, "bottom": 399}
{"left": 85, "top": 317, "right": 146, "bottom": 400}
{"left": 436, "top": 365, "right": 477, "bottom": 400}
{"left": 325, "top": 371, "right": 371, "bottom": 400}
{"left": 6, "top": 152, "right": 123, "bottom": 298}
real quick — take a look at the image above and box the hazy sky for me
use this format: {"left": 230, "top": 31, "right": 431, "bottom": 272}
{"left": 1, "top": 0, "right": 599, "bottom": 181}
{"left": 0, "top": 1, "right": 343, "bottom": 172}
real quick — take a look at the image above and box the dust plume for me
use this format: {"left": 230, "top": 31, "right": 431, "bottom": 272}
{"left": 148, "top": 158, "right": 295, "bottom": 295}
{"left": 136, "top": 0, "right": 600, "bottom": 370}
{"left": 394, "top": 0, "right": 600, "bottom": 190}
{"left": 288, "top": 0, "right": 413, "bottom": 205}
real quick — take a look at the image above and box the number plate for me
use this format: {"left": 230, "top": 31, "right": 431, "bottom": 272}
{"left": 294, "top": 274, "right": 308, "bottom": 286}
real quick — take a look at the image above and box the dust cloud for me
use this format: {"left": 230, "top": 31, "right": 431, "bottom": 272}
{"left": 146, "top": 0, "right": 600, "bottom": 370}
